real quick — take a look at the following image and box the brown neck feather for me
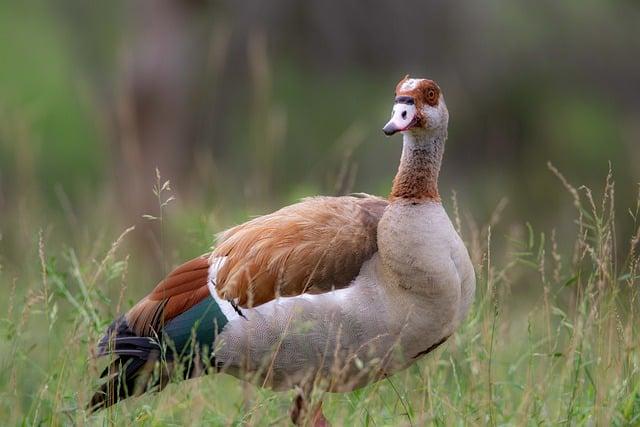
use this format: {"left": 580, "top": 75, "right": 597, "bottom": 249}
{"left": 390, "top": 133, "right": 445, "bottom": 202}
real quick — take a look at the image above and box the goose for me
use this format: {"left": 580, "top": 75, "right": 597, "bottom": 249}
{"left": 89, "top": 76, "right": 476, "bottom": 426}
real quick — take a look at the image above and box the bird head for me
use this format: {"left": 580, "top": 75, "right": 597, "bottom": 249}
{"left": 382, "top": 76, "right": 449, "bottom": 136}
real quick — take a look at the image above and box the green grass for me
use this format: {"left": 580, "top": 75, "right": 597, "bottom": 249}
{"left": 0, "top": 167, "right": 638, "bottom": 426}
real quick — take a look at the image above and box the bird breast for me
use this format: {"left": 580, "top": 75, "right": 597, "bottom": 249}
{"left": 376, "top": 200, "right": 473, "bottom": 341}
{"left": 379, "top": 202, "right": 456, "bottom": 272}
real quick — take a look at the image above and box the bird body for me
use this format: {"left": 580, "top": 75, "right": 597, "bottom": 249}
{"left": 216, "top": 200, "right": 473, "bottom": 392}
{"left": 90, "top": 76, "right": 476, "bottom": 425}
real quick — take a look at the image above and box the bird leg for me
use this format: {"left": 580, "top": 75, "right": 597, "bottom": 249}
{"left": 290, "top": 388, "right": 330, "bottom": 427}
{"left": 310, "top": 401, "right": 330, "bottom": 427}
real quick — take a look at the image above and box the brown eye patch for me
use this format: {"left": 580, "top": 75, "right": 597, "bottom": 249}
{"left": 394, "top": 76, "right": 441, "bottom": 109}
{"left": 424, "top": 84, "right": 439, "bottom": 106}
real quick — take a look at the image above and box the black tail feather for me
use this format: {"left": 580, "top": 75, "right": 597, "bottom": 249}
{"left": 89, "top": 315, "right": 218, "bottom": 412}
{"left": 89, "top": 357, "right": 152, "bottom": 411}
{"left": 95, "top": 316, "right": 159, "bottom": 357}
{"left": 89, "top": 316, "right": 163, "bottom": 412}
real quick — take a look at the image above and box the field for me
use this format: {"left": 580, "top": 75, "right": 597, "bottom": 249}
{"left": 0, "top": 167, "right": 638, "bottom": 426}
{"left": 1, "top": 2, "right": 639, "bottom": 425}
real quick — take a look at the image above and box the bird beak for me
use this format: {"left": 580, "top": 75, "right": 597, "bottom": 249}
{"left": 382, "top": 103, "right": 417, "bottom": 136}
{"left": 382, "top": 120, "right": 400, "bottom": 136}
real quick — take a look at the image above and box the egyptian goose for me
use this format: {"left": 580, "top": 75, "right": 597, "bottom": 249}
{"left": 90, "top": 76, "right": 476, "bottom": 425}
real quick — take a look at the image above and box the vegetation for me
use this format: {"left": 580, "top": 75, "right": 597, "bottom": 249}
{"left": 0, "top": 166, "right": 638, "bottom": 425}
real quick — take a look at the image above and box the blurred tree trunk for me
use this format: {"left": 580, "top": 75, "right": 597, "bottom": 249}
{"left": 113, "top": 0, "right": 208, "bottom": 262}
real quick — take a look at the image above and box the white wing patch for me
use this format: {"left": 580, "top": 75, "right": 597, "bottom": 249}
{"left": 208, "top": 257, "right": 241, "bottom": 321}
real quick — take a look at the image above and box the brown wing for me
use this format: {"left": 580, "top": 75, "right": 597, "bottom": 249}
{"left": 125, "top": 255, "right": 211, "bottom": 336}
{"left": 210, "top": 195, "right": 388, "bottom": 308}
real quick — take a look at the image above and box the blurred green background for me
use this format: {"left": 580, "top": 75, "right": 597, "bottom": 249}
{"left": 1, "top": 1, "right": 639, "bottom": 424}
{"left": 0, "top": 0, "right": 639, "bottom": 280}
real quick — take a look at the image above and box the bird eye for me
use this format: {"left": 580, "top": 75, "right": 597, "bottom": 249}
{"left": 401, "top": 110, "right": 407, "bottom": 119}
{"left": 427, "top": 88, "right": 437, "bottom": 103}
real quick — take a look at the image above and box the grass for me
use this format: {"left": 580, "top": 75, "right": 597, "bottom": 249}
{"left": 0, "top": 166, "right": 638, "bottom": 427}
